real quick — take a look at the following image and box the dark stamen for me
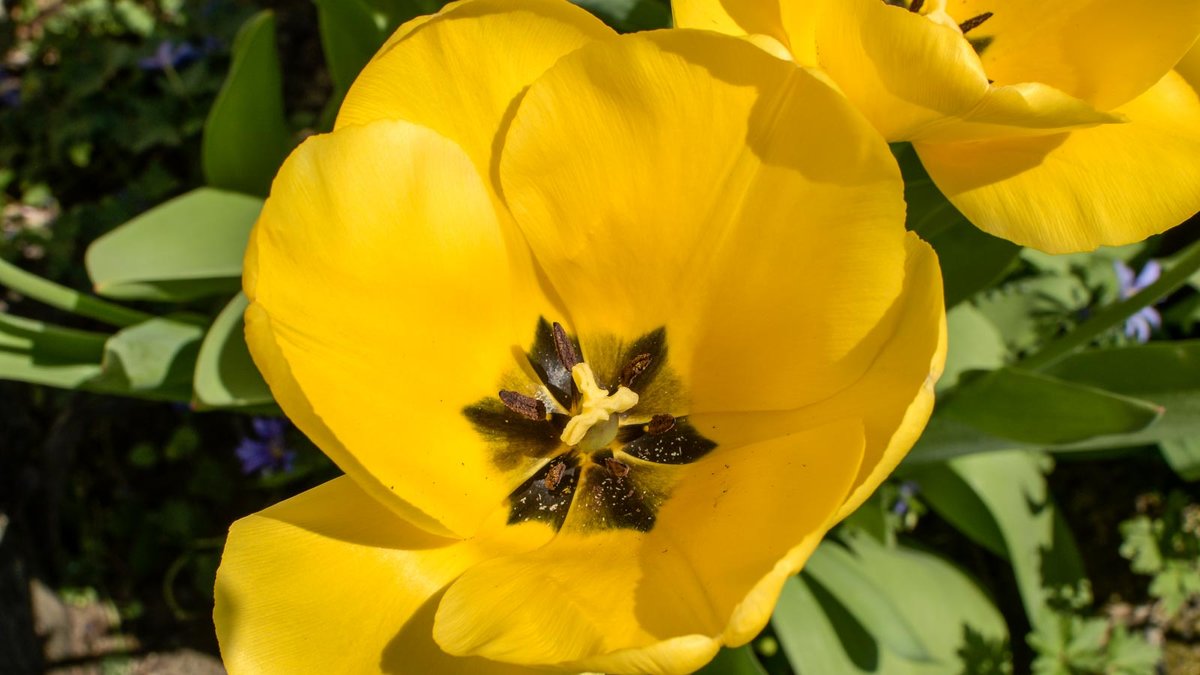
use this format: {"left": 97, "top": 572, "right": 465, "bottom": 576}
{"left": 499, "top": 390, "right": 546, "bottom": 421}
{"left": 603, "top": 457, "right": 631, "bottom": 478}
{"left": 620, "top": 353, "right": 653, "bottom": 388}
{"left": 552, "top": 322, "right": 580, "bottom": 372}
{"left": 959, "top": 11, "right": 992, "bottom": 34}
{"left": 544, "top": 460, "right": 567, "bottom": 490}
{"left": 908, "top": 0, "right": 924, "bottom": 13}
{"left": 647, "top": 414, "right": 676, "bottom": 435}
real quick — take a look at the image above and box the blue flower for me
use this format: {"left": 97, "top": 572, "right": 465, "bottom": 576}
{"left": 235, "top": 417, "right": 296, "bottom": 476}
{"left": 138, "top": 40, "right": 202, "bottom": 72}
{"left": 0, "top": 68, "right": 19, "bottom": 108}
{"left": 892, "top": 480, "right": 919, "bottom": 517}
{"left": 1115, "top": 260, "right": 1162, "bottom": 344}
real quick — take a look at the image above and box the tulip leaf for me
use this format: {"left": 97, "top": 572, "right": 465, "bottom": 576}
{"left": 940, "top": 304, "right": 1006, "bottom": 393}
{"left": 85, "top": 188, "right": 262, "bottom": 301}
{"left": 903, "top": 462, "right": 1007, "bottom": 558}
{"left": 193, "top": 293, "right": 274, "bottom": 409}
{"left": 203, "top": 11, "right": 292, "bottom": 196}
{"left": 1160, "top": 438, "right": 1200, "bottom": 482}
{"left": 0, "top": 313, "right": 108, "bottom": 362}
{"left": 773, "top": 538, "right": 1009, "bottom": 674}
{"left": 90, "top": 315, "right": 205, "bottom": 400}
{"left": 932, "top": 451, "right": 1088, "bottom": 631}
{"left": 0, "top": 350, "right": 104, "bottom": 390}
{"left": 314, "top": 0, "right": 386, "bottom": 102}
{"left": 804, "top": 542, "right": 932, "bottom": 662}
{"left": 695, "top": 646, "right": 767, "bottom": 675}
{"left": 940, "top": 368, "right": 1162, "bottom": 445}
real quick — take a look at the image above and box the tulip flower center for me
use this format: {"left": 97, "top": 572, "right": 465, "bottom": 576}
{"left": 463, "top": 318, "right": 717, "bottom": 533}
{"left": 886, "top": 0, "right": 995, "bottom": 54}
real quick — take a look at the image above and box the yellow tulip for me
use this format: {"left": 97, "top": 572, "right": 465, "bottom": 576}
{"left": 675, "top": 0, "right": 1200, "bottom": 253}
{"left": 214, "top": 0, "right": 946, "bottom": 672}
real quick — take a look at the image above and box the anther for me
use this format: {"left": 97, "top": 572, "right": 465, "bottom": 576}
{"left": 552, "top": 322, "right": 580, "bottom": 372}
{"left": 499, "top": 390, "right": 546, "bottom": 421}
{"left": 647, "top": 414, "right": 676, "bottom": 435}
{"left": 604, "top": 457, "right": 631, "bottom": 478}
{"left": 620, "top": 353, "right": 653, "bottom": 388}
{"left": 544, "top": 460, "right": 566, "bottom": 490}
{"left": 908, "top": 0, "right": 924, "bottom": 13}
{"left": 958, "top": 12, "right": 992, "bottom": 34}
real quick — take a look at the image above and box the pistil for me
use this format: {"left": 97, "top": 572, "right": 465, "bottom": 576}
{"left": 560, "top": 363, "right": 639, "bottom": 447}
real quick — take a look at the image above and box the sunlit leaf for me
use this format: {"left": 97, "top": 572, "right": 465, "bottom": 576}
{"left": 193, "top": 293, "right": 274, "bottom": 409}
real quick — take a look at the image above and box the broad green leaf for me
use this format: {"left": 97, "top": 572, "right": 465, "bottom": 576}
{"left": 315, "top": 0, "right": 386, "bottom": 100}
{"left": 694, "top": 646, "right": 767, "bottom": 675}
{"left": 941, "top": 304, "right": 1006, "bottom": 392}
{"left": 364, "top": 0, "right": 442, "bottom": 29}
{"left": 902, "top": 462, "right": 1007, "bottom": 557}
{"left": 91, "top": 316, "right": 205, "bottom": 400}
{"left": 941, "top": 368, "right": 1161, "bottom": 445}
{"left": 805, "top": 543, "right": 931, "bottom": 662}
{"left": 202, "top": 11, "right": 292, "bottom": 196}
{"left": 1160, "top": 438, "right": 1200, "bottom": 481}
{"left": 939, "top": 451, "right": 1088, "bottom": 630}
{"left": 774, "top": 540, "right": 1010, "bottom": 674}
{"left": 0, "top": 351, "right": 103, "bottom": 390}
{"left": 85, "top": 188, "right": 262, "bottom": 301}
{"left": 193, "top": 293, "right": 273, "bottom": 409}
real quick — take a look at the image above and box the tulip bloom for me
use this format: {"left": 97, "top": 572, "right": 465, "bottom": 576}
{"left": 213, "top": 0, "right": 945, "bottom": 672}
{"left": 675, "top": 0, "right": 1200, "bottom": 253}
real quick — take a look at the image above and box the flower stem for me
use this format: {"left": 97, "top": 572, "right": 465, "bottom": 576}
{"left": 0, "top": 256, "right": 152, "bottom": 328}
{"left": 1021, "top": 238, "right": 1200, "bottom": 372}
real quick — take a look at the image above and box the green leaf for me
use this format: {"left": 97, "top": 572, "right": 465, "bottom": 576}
{"left": 903, "top": 462, "right": 1007, "bottom": 557}
{"left": 91, "top": 316, "right": 206, "bottom": 400}
{"left": 315, "top": 0, "right": 387, "bottom": 100}
{"left": 0, "top": 313, "right": 108, "bottom": 362}
{"left": 941, "top": 304, "right": 1007, "bottom": 393}
{"left": 773, "top": 539, "right": 1010, "bottom": 674}
{"left": 203, "top": 11, "right": 292, "bottom": 196}
{"left": 694, "top": 646, "right": 767, "bottom": 675}
{"left": 936, "top": 451, "right": 1088, "bottom": 629}
{"left": 0, "top": 350, "right": 104, "bottom": 390}
{"left": 941, "top": 368, "right": 1162, "bottom": 445}
{"left": 1160, "top": 438, "right": 1200, "bottom": 481}
{"left": 805, "top": 543, "right": 931, "bottom": 663}
{"left": 85, "top": 189, "right": 262, "bottom": 301}
{"left": 193, "top": 293, "right": 274, "bottom": 409}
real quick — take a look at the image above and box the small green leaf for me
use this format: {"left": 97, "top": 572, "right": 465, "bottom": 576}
{"left": 193, "top": 293, "right": 274, "bottom": 409}
{"left": 85, "top": 188, "right": 262, "bottom": 301}
{"left": 694, "top": 646, "right": 767, "bottom": 675}
{"left": 805, "top": 543, "right": 932, "bottom": 662}
{"left": 203, "top": 11, "right": 292, "bottom": 196}
{"left": 91, "top": 316, "right": 205, "bottom": 400}
{"left": 941, "top": 368, "right": 1161, "bottom": 445}
{"left": 1160, "top": 438, "right": 1200, "bottom": 481}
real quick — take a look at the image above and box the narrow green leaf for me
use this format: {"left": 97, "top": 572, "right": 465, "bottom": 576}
{"left": 0, "top": 351, "right": 103, "bottom": 389}
{"left": 91, "top": 316, "right": 205, "bottom": 400}
{"left": 941, "top": 368, "right": 1161, "bottom": 445}
{"left": 0, "top": 313, "right": 108, "bottom": 362}
{"left": 695, "top": 646, "right": 767, "bottom": 675}
{"left": 941, "top": 304, "right": 1006, "bottom": 392}
{"left": 193, "top": 293, "right": 273, "bottom": 409}
{"left": 773, "top": 575, "right": 875, "bottom": 674}
{"left": 0, "top": 256, "right": 152, "bottom": 327}
{"left": 85, "top": 188, "right": 262, "bottom": 301}
{"left": 903, "top": 462, "right": 1007, "bottom": 557}
{"left": 805, "top": 543, "right": 932, "bottom": 662}
{"left": 202, "top": 11, "right": 292, "bottom": 196}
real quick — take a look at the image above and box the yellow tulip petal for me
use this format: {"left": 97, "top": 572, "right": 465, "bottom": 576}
{"left": 500, "top": 30, "right": 907, "bottom": 413}
{"left": 246, "top": 119, "right": 562, "bottom": 537}
{"left": 433, "top": 421, "right": 865, "bottom": 673}
{"left": 915, "top": 81, "right": 1120, "bottom": 143}
{"left": 916, "top": 71, "right": 1200, "bottom": 253}
{"left": 1179, "top": 42, "right": 1200, "bottom": 91}
{"left": 336, "top": 0, "right": 614, "bottom": 177}
{"left": 949, "top": 0, "right": 1200, "bottom": 110}
{"left": 689, "top": 234, "right": 946, "bottom": 521}
{"left": 215, "top": 477, "right": 549, "bottom": 674}
{"left": 670, "top": 0, "right": 789, "bottom": 46}
{"left": 814, "top": 0, "right": 989, "bottom": 140}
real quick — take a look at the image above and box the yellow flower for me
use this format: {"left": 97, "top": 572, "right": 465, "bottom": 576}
{"left": 214, "top": 0, "right": 946, "bottom": 672}
{"left": 675, "top": 0, "right": 1200, "bottom": 253}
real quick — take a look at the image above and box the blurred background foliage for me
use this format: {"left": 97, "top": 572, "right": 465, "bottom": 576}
{"left": 3, "top": 0, "right": 1200, "bottom": 673}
